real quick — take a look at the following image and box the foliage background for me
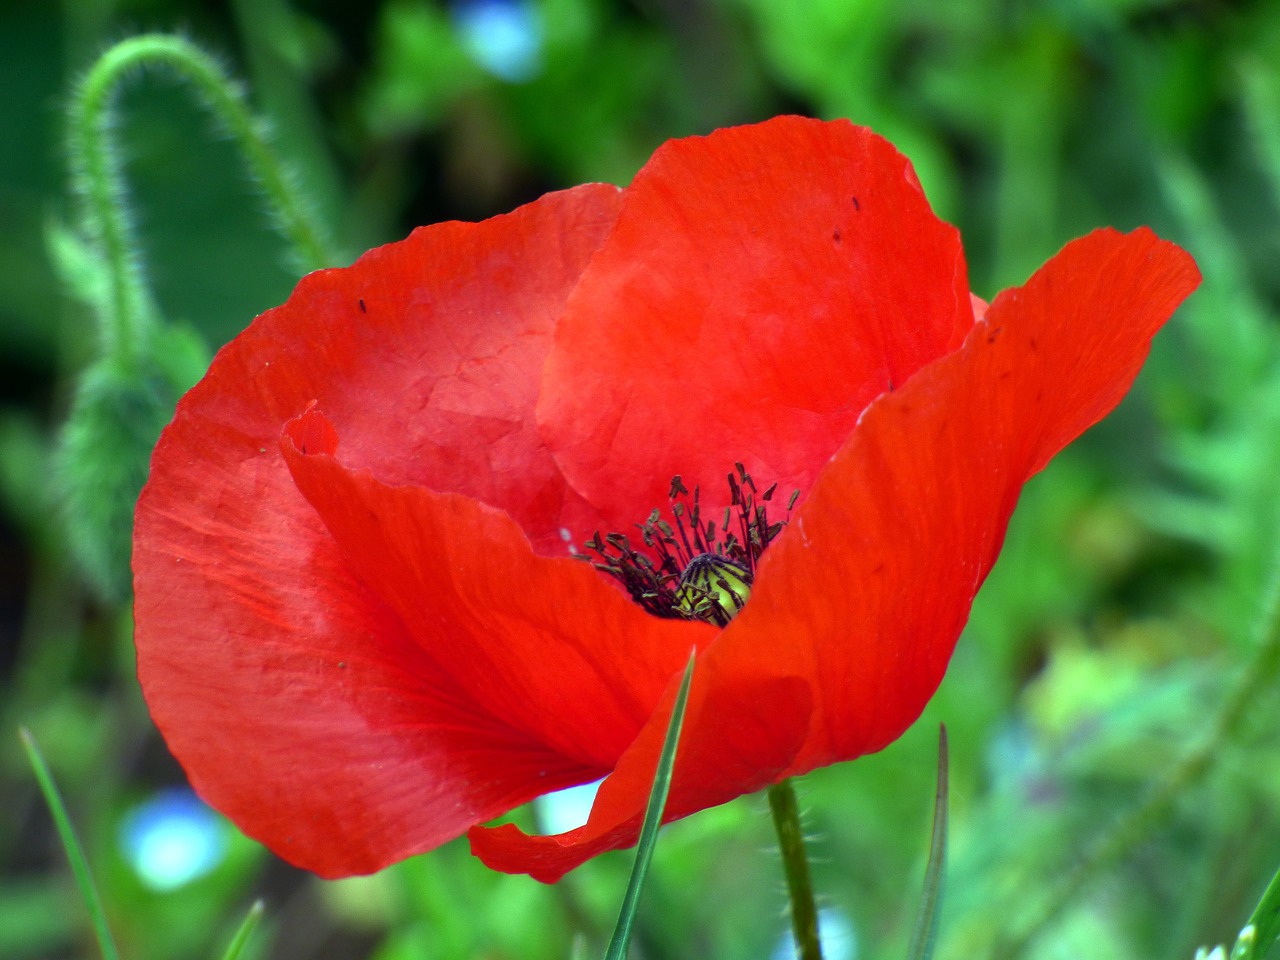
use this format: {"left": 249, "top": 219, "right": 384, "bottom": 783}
{"left": 3, "top": 0, "right": 1280, "bottom": 958}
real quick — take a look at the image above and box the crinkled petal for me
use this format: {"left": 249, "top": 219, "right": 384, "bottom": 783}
{"left": 539, "top": 116, "right": 973, "bottom": 536}
{"left": 469, "top": 666, "right": 811, "bottom": 882}
{"left": 281, "top": 407, "right": 711, "bottom": 771}
{"left": 716, "top": 226, "right": 1201, "bottom": 775}
{"left": 133, "top": 185, "right": 627, "bottom": 877}
{"left": 471, "top": 226, "right": 1198, "bottom": 882}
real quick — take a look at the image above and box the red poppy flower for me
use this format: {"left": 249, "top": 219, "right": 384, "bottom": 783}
{"left": 133, "top": 116, "right": 1199, "bottom": 884}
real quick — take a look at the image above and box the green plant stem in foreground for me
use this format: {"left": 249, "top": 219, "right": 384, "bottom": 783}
{"left": 1000, "top": 566, "right": 1280, "bottom": 958}
{"left": 604, "top": 653, "right": 697, "bottom": 960}
{"left": 18, "top": 728, "right": 120, "bottom": 960}
{"left": 69, "top": 33, "right": 336, "bottom": 364}
{"left": 219, "top": 899, "right": 265, "bottom": 960}
{"left": 906, "top": 727, "right": 950, "bottom": 960}
{"left": 769, "top": 778, "right": 824, "bottom": 960}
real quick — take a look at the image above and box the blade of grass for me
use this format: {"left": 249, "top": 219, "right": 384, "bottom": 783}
{"left": 906, "top": 725, "right": 949, "bottom": 960}
{"left": 18, "top": 727, "right": 120, "bottom": 960}
{"left": 218, "top": 899, "right": 265, "bottom": 960}
{"left": 1233, "top": 859, "right": 1280, "bottom": 960}
{"left": 603, "top": 651, "right": 696, "bottom": 960}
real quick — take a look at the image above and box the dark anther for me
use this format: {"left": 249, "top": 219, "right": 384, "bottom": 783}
{"left": 580, "top": 467, "right": 800, "bottom": 624}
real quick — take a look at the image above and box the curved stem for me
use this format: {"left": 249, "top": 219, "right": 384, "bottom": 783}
{"left": 68, "top": 34, "right": 337, "bottom": 363}
{"left": 769, "top": 778, "right": 823, "bottom": 960}
{"left": 1000, "top": 566, "right": 1280, "bottom": 957}
{"left": 69, "top": 39, "right": 155, "bottom": 366}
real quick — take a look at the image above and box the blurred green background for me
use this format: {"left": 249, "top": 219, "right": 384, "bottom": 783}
{"left": 4, "top": 0, "right": 1280, "bottom": 958}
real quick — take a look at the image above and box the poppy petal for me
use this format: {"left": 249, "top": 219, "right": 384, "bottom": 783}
{"left": 280, "top": 407, "right": 712, "bottom": 772}
{"left": 715, "top": 226, "right": 1201, "bottom": 775}
{"left": 469, "top": 665, "right": 812, "bottom": 883}
{"left": 471, "top": 226, "right": 1197, "bottom": 883}
{"left": 134, "top": 185, "right": 628, "bottom": 876}
{"left": 538, "top": 116, "right": 974, "bottom": 537}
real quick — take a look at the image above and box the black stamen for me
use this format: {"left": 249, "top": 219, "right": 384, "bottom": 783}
{"left": 581, "top": 468, "right": 800, "bottom": 622}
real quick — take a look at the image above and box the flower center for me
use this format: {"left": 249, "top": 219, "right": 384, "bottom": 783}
{"left": 581, "top": 464, "right": 798, "bottom": 626}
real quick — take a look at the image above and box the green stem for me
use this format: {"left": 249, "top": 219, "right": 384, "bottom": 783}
{"left": 19, "top": 728, "right": 120, "bottom": 960}
{"left": 69, "top": 39, "right": 155, "bottom": 367}
{"left": 768, "top": 778, "right": 823, "bottom": 960}
{"left": 68, "top": 33, "right": 337, "bottom": 363}
{"left": 1000, "top": 566, "right": 1280, "bottom": 957}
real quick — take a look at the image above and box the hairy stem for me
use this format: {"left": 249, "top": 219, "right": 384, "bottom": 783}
{"left": 68, "top": 33, "right": 337, "bottom": 363}
{"left": 769, "top": 778, "right": 823, "bottom": 960}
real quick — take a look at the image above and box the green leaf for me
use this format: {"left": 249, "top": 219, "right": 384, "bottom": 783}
{"left": 906, "top": 725, "right": 949, "bottom": 960}
{"left": 603, "top": 650, "right": 696, "bottom": 960}
{"left": 18, "top": 727, "right": 120, "bottom": 960}
{"left": 218, "top": 899, "right": 265, "bottom": 960}
{"left": 44, "top": 217, "right": 108, "bottom": 317}
{"left": 1232, "top": 859, "right": 1280, "bottom": 960}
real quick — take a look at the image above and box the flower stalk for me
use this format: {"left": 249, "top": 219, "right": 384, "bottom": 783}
{"left": 768, "top": 778, "right": 823, "bottom": 960}
{"left": 69, "top": 33, "right": 336, "bottom": 367}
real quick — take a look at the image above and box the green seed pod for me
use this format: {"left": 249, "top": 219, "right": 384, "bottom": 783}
{"left": 675, "top": 553, "right": 753, "bottom": 625}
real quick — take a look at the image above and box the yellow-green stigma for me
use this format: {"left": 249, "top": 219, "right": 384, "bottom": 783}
{"left": 675, "top": 553, "right": 753, "bottom": 626}
{"left": 581, "top": 464, "right": 797, "bottom": 626}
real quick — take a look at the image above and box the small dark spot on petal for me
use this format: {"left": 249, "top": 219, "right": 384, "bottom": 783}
{"left": 833, "top": 228, "right": 842, "bottom": 244}
{"left": 851, "top": 196, "right": 861, "bottom": 211}
{"left": 1029, "top": 336, "right": 1038, "bottom": 350}
{"left": 358, "top": 298, "right": 367, "bottom": 313}
{"left": 985, "top": 325, "right": 1004, "bottom": 344}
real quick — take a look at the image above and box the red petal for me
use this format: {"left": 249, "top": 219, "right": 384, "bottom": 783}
{"left": 134, "top": 186, "right": 628, "bottom": 876}
{"left": 469, "top": 665, "right": 811, "bottom": 883}
{"left": 280, "top": 408, "right": 710, "bottom": 772}
{"left": 472, "top": 226, "right": 1198, "bottom": 882}
{"left": 716, "top": 227, "right": 1201, "bottom": 774}
{"left": 539, "top": 117, "right": 973, "bottom": 535}
{"left": 201, "top": 182, "right": 618, "bottom": 554}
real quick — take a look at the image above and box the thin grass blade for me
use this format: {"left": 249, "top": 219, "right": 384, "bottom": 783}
{"left": 18, "top": 726, "right": 121, "bottom": 960}
{"left": 906, "top": 725, "right": 949, "bottom": 960}
{"left": 603, "top": 651, "right": 696, "bottom": 960}
{"left": 218, "top": 899, "right": 265, "bottom": 960}
{"left": 1231, "top": 859, "right": 1280, "bottom": 960}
